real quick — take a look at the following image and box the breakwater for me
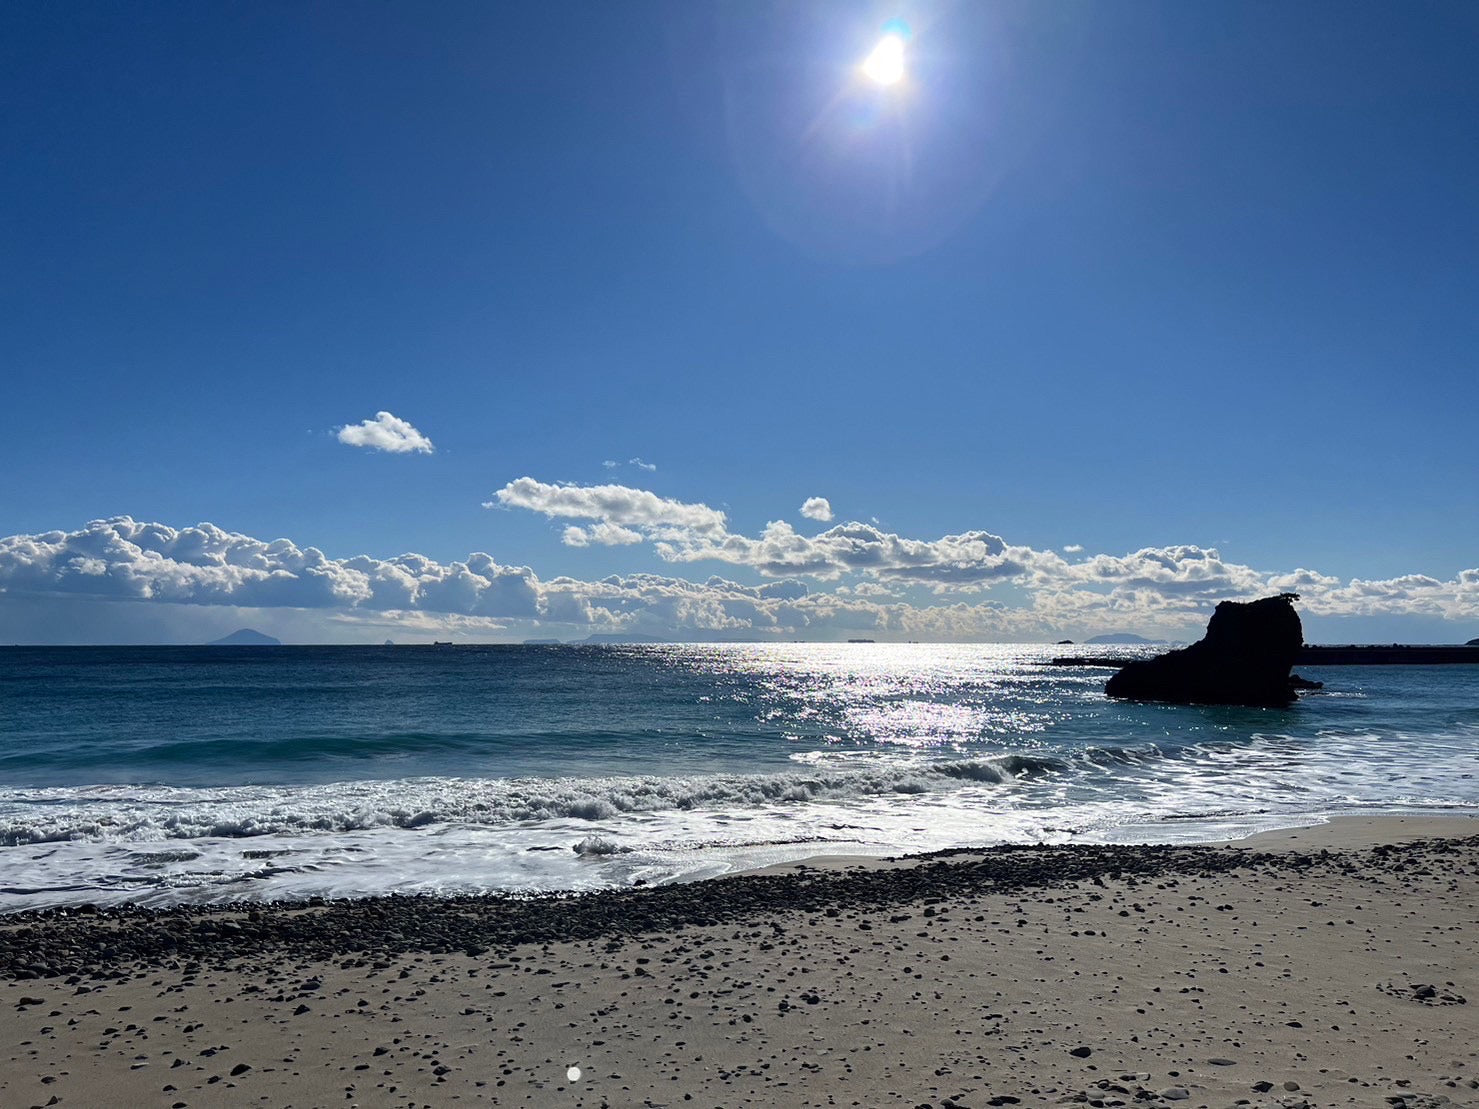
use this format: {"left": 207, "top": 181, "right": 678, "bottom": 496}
{"left": 1052, "top": 645, "right": 1479, "bottom": 667}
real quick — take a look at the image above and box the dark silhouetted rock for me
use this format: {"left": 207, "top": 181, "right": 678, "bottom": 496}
{"left": 1468, "top": 637, "right": 1479, "bottom": 647}
{"left": 1105, "top": 594, "right": 1304, "bottom": 707}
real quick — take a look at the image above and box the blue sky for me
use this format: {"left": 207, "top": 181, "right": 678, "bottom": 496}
{"left": 3, "top": 1, "right": 1476, "bottom": 643}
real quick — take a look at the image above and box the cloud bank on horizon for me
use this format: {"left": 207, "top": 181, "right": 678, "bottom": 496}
{"left": 2, "top": 477, "right": 1476, "bottom": 643}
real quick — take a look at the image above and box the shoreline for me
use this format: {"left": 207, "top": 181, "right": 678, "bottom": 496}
{"left": 732, "top": 811, "right": 1479, "bottom": 880}
{"left": 2, "top": 812, "right": 1474, "bottom": 935}
{"left": 4, "top": 817, "right": 1476, "bottom": 1107}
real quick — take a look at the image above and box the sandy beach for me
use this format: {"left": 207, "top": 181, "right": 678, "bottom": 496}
{"left": 3, "top": 816, "right": 1475, "bottom": 1109}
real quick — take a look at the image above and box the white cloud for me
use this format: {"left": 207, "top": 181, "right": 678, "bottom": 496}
{"left": 562, "top": 523, "right": 644, "bottom": 547}
{"left": 0, "top": 518, "right": 536, "bottom": 617}
{"left": 486, "top": 476, "right": 1479, "bottom": 636}
{"left": 490, "top": 478, "right": 727, "bottom": 537}
{"left": 4, "top": 506, "right": 1477, "bottom": 644}
{"left": 630, "top": 457, "right": 657, "bottom": 472}
{"left": 800, "top": 497, "right": 834, "bottom": 522}
{"left": 659, "top": 519, "right": 1041, "bottom": 585}
{"left": 336, "top": 411, "right": 434, "bottom": 454}
{"left": 1061, "top": 545, "right": 1266, "bottom": 598}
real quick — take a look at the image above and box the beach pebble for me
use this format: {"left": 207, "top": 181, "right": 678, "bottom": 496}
{"left": 1070, "top": 1046, "right": 1093, "bottom": 1058}
{"left": 1158, "top": 1088, "right": 1190, "bottom": 1100}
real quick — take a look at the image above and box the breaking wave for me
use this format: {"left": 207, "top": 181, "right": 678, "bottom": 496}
{"left": 0, "top": 755, "right": 1066, "bottom": 847}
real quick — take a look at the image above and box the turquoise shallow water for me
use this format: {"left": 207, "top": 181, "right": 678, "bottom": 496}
{"left": 1, "top": 643, "right": 1475, "bottom": 910}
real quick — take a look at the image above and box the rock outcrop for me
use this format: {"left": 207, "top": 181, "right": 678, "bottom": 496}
{"left": 1105, "top": 594, "right": 1305, "bottom": 707}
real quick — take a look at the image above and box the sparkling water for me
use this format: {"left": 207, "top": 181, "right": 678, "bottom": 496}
{"left": 1, "top": 643, "right": 1475, "bottom": 911}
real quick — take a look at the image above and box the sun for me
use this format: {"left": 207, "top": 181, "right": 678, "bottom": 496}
{"left": 861, "top": 33, "right": 906, "bottom": 86}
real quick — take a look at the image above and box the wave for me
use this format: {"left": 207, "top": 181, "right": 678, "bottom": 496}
{"left": 572, "top": 835, "right": 630, "bottom": 856}
{"left": 0, "top": 730, "right": 524, "bottom": 773}
{"left": 0, "top": 754, "right": 1067, "bottom": 847}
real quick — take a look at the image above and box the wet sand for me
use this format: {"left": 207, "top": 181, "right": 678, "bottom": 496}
{"left": 3, "top": 816, "right": 1475, "bottom": 1108}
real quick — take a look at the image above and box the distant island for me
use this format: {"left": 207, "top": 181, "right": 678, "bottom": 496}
{"left": 206, "top": 628, "right": 281, "bottom": 646}
{"left": 1085, "top": 632, "right": 1156, "bottom": 645}
{"left": 1469, "top": 638, "right": 1479, "bottom": 647}
{"left": 523, "top": 638, "right": 564, "bottom": 646}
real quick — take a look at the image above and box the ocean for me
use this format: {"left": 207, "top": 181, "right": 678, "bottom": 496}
{"left": 2, "top": 643, "right": 1475, "bottom": 913}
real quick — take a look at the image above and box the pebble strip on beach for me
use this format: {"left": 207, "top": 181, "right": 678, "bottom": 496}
{"left": 3, "top": 831, "right": 1476, "bottom": 1109}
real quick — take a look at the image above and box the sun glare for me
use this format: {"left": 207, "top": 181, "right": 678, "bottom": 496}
{"left": 862, "top": 33, "right": 906, "bottom": 86}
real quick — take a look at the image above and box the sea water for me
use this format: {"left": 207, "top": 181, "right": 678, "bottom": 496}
{"left": 1, "top": 643, "right": 1475, "bottom": 912}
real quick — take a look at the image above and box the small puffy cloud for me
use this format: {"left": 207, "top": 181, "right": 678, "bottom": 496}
{"left": 490, "top": 478, "right": 727, "bottom": 536}
{"left": 337, "top": 411, "right": 434, "bottom": 454}
{"left": 1063, "top": 544, "right": 1084, "bottom": 554}
{"left": 800, "top": 497, "right": 834, "bottom": 522}
{"left": 630, "top": 457, "right": 657, "bottom": 472}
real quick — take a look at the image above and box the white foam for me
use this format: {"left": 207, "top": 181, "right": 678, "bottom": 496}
{"left": 3, "top": 722, "right": 1477, "bottom": 912}
{"left": 0, "top": 754, "right": 1064, "bottom": 848}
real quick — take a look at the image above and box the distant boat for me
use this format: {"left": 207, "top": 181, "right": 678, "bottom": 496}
{"left": 432, "top": 641, "right": 453, "bottom": 647}
{"left": 847, "top": 638, "right": 876, "bottom": 643}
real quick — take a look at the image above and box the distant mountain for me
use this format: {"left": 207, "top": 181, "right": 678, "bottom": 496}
{"left": 523, "top": 638, "right": 564, "bottom": 645}
{"left": 1085, "top": 632, "right": 1155, "bottom": 645}
{"left": 1469, "top": 638, "right": 1479, "bottom": 647}
{"left": 207, "top": 628, "right": 281, "bottom": 646}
